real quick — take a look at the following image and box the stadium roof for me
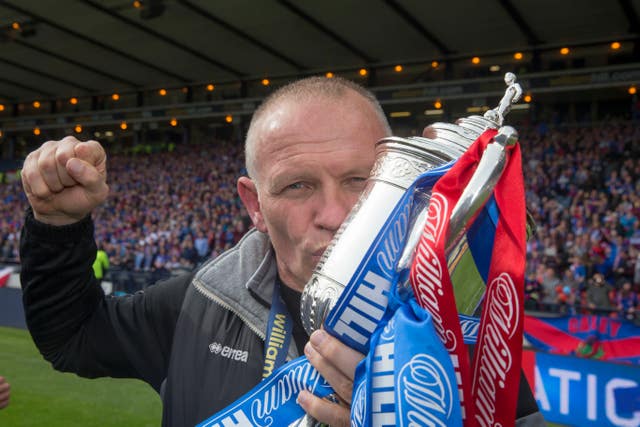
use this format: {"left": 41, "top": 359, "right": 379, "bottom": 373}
{"left": 0, "top": 0, "right": 637, "bottom": 103}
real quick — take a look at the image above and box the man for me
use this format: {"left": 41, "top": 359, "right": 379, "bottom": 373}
{"left": 20, "top": 77, "right": 541, "bottom": 426}
{"left": 92, "top": 243, "right": 110, "bottom": 285}
{"left": 0, "top": 376, "right": 9, "bottom": 409}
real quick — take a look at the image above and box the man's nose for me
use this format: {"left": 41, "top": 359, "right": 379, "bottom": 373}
{"left": 314, "top": 185, "right": 356, "bottom": 232}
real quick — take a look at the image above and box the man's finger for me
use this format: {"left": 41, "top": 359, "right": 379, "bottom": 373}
{"left": 305, "top": 342, "right": 353, "bottom": 403}
{"left": 422, "top": 125, "right": 436, "bottom": 138}
{"left": 0, "top": 378, "right": 10, "bottom": 409}
{"left": 298, "top": 390, "right": 349, "bottom": 427}
{"left": 37, "top": 143, "right": 65, "bottom": 193}
{"left": 23, "top": 151, "right": 54, "bottom": 201}
{"left": 309, "top": 330, "right": 363, "bottom": 379}
{"left": 55, "top": 139, "right": 81, "bottom": 187}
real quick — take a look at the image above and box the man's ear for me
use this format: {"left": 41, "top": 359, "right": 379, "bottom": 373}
{"left": 237, "top": 176, "right": 267, "bottom": 233}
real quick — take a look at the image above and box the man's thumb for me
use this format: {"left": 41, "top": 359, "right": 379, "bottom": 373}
{"left": 74, "top": 140, "right": 106, "bottom": 167}
{"left": 66, "top": 157, "right": 104, "bottom": 193}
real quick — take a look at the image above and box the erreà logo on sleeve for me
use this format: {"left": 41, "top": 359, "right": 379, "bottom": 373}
{"left": 209, "top": 342, "right": 249, "bottom": 363}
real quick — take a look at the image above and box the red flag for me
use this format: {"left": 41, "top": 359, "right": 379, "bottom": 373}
{"left": 0, "top": 266, "right": 13, "bottom": 288}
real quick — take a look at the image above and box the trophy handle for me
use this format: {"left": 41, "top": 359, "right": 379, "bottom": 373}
{"left": 445, "top": 125, "right": 518, "bottom": 253}
{"left": 397, "top": 126, "right": 522, "bottom": 273}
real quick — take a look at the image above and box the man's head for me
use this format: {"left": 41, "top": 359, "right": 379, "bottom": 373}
{"left": 238, "top": 76, "right": 391, "bottom": 291}
{"left": 244, "top": 76, "right": 390, "bottom": 182}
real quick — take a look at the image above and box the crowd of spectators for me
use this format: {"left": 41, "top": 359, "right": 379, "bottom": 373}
{"left": 521, "top": 120, "right": 640, "bottom": 321}
{"left": 1, "top": 121, "right": 639, "bottom": 320}
{"left": 93, "top": 142, "right": 250, "bottom": 292}
{"left": 0, "top": 140, "right": 251, "bottom": 293}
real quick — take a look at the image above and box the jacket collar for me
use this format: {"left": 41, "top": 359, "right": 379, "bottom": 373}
{"left": 193, "top": 229, "right": 299, "bottom": 358}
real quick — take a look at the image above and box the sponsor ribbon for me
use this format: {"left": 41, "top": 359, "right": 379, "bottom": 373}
{"left": 409, "top": 129, "right": 526, "bottom": 427}
{"left": 197, "top": 356, "right": 333, "bottom": 427}
{"left": 351, "top": 284, "right": 464, "bottom": 427}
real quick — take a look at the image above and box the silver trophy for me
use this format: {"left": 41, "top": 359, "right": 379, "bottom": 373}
{"left": 301, "top": 73, "right": 526, "bottom": 335}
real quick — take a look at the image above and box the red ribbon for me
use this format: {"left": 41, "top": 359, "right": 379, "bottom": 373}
{"left": 409, "top": 129, "right": 526, "bottom": 427}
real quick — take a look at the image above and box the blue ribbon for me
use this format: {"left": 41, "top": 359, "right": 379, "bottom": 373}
{"left": 197, "top": 357, "right": 333, "bottom": 427}
{"left": 351, "top": 285, "right": 463, "bottom": 427}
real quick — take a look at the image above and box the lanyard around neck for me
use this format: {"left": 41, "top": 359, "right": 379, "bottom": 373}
{"left": 262, "top": 280, "right": 294, "bottom": 379}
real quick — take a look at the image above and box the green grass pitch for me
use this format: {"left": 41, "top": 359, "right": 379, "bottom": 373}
{"left": 0, "top": 326, "right": 565, "bottom": 426}
{"left": 0, "top": 326, "right": 161, "bottom": 426}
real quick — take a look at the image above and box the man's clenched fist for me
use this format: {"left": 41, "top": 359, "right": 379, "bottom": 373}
{"left": 21, "top": 136, "right": 109, "bottom": 226}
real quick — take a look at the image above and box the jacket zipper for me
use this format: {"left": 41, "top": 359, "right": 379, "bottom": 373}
{"left": 192, "top": 278, "right": 266, "bottom": 340}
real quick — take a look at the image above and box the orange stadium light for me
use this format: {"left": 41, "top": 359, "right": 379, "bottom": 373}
{"left": 11, "top": 22, "right": 20, "bottom": 30}
{"left": 112, "top": 93, "right": 120, "bottom": 101}
{"left": 629, "top": 86, "right": 637, "bottom": 95}
{"left": 159, "top": 88, "right": 167, "bottom": 96}
{"left": 170, "top": 118, "right": 178, "bottom": 127}
{"left": 431, "top": 60, "right": 439, "bottom": 68}
{"left": 359, "top": 68, "right": 368, "bottom": 76}
{"left": 33, "top": 127, "right": 40, "bottom": 135}
{"left": 261, "top": 78, "right": 270, "bottom": 86}
{"left": 133, "top": 0, "right": 142, "bottom": 8}
{"left": 70, "top": 97, "right": 78, "bottom": 105}
{"left": 74, "top": 125, "right": 82, "bottom": 133}
{"left": 225, "top": 115, "right": 233, "bottom": 123}
{"left": 514, "top": 52, "right": 523, "bottom": 60}
{"left": 325, "top": 72, "right": 334, "bottom": 78}
{"left": 206, "top": 84, "right": 215, "bottom": 91}
{"left": 33, "top": 101, "right": 41, "bottom": 108}
{"left": 0, "top": 104, "right": 4, "bottom": 112}
{"left": 560, "top": 47, "right": 570, "bottom": 55}
{"left": 471, "top": 56, "right": 480, "bottom": 65}
{"left": 611, "top": 41, "right": 621, "bottom": 50}
{"left": 120, "top": 121, "right": 128, "bottom": 130}
{"left": 434, "top": 100, "right": 442, "bottom": 109}
{"left": 394, "top": 64, "right": 403, "bottom": 72}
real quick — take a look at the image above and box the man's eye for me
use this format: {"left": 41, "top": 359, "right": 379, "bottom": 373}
{"left": 347, "top": 177, "right": 368, "bottom": 188}
{"left": 286, "top": 182, "right": 306, "bottom": 190}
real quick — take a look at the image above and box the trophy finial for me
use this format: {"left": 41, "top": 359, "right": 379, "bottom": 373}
{"left": 484, "top": 72, "right": 523, "bottom": 126}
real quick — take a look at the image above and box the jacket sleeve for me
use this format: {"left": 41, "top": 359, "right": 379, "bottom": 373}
{"left": 20, "top": 208, "right": 192, "bottom": 392}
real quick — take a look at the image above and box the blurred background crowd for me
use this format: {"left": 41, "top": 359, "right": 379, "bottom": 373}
{"left": 2, "top": 120, "right": 640, "bottom": 321}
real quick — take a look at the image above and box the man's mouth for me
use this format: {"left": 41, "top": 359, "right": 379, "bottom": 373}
{"left": 312, "top": 245, "right": 329, "bottom": 257}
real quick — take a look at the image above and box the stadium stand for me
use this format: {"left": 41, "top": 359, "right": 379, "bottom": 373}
{"left": 2, "top": 119, "right": 639, "bottom": 322}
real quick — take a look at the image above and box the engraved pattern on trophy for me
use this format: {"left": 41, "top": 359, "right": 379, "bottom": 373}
{"left": 374, "top": 155, "right": 433, "bottom": 189}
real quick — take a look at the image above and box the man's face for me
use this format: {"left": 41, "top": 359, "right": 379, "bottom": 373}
{"left": 238, "top": 92, "right": 388, "bottom": 291}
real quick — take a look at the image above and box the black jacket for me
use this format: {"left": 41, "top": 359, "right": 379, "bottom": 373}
{"left": 20, "top": 210, "right": 543, "bottom": 426}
